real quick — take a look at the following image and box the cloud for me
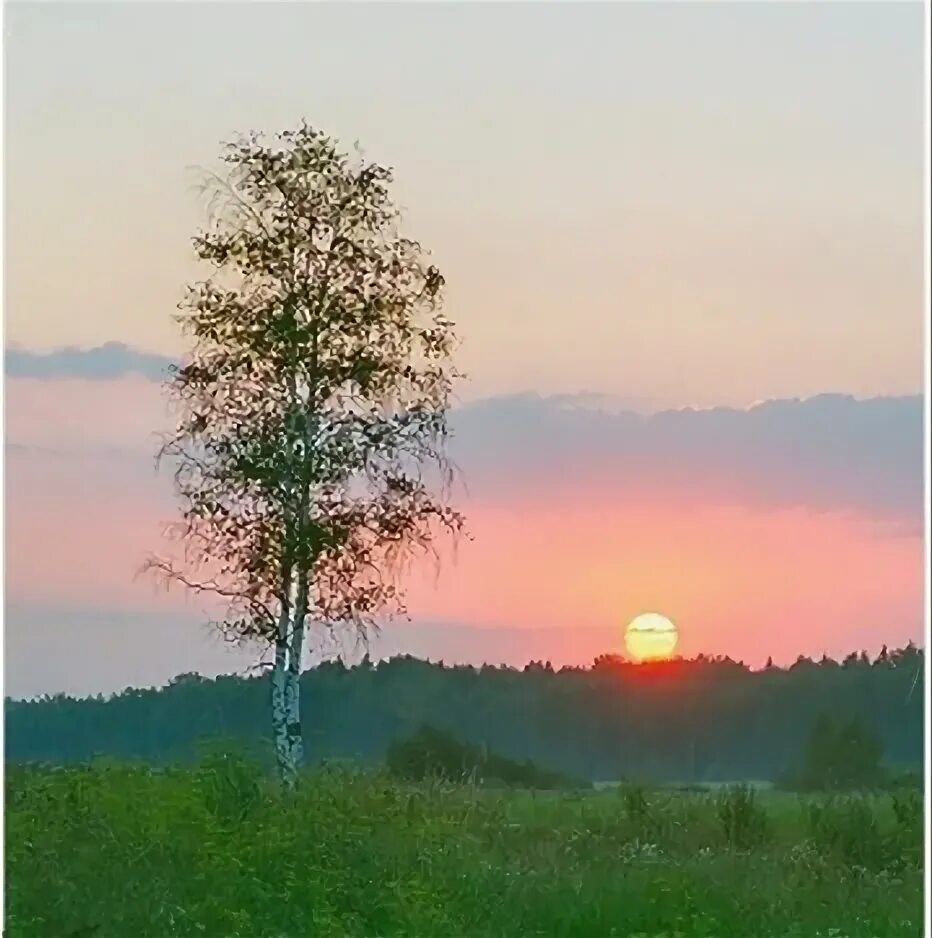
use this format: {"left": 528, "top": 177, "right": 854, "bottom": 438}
{"left": 5, "top": 342, "right": 175, "bottom": 381}
{"left": 449, "top": 392, "right": 923, "bottom": 521}
{"left": 2, "top": 374, "right": 923, "bottom": 697}
{"left": 4, "top": 343, "right": 922, "bottom": 523}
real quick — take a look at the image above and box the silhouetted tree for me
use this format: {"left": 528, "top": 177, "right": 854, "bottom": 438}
{"left": 146, "top": 124, "right": 463, "bottom": 788}
{"left": 386, "top": 724, "right": 580, "bottom": 789}
{"left": 789, "top": 712, "right": 885, "bottom": 791}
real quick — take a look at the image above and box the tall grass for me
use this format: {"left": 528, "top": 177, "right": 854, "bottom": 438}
{"left": 5, "top": 759, "right": 923, "bottom": 937}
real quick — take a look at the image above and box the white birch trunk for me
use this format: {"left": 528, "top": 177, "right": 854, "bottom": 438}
{"left": 271, "top": 571, "right": 300, "bottom": 791}
{"left": 285, "top": 569, "right": 309, "bottom": 780}
{"left": 271, "top": 379, "right": 314, "bottom": 790}
{"left": 284, "top": 664, "right": 304, "bottom": 773}
{"left": 272, "top": 618, "right": 305, "bottom": 790}
{"left": 271, "top": 639, "right": 295, "bottom": 791}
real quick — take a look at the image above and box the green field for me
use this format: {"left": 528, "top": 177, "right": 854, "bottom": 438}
{"left": 4, "top": 759, "right": 923, "bottom": 938}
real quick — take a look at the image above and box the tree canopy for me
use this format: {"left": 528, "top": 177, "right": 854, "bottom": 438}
{"left": 147, "top": 123, "right": 463, "bottom": 785}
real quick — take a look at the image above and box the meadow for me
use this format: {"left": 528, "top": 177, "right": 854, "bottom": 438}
{"left": 4, "top": 755, "right": 923, "bottom": 938}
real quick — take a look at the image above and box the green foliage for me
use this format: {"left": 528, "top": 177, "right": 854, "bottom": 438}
{"left": 386, "top": 724, "right": 582, "bottom": 789}
{"left": 153, "top": 122, "right": 464, "bottom": 643}
{"left": 717, "top": 784, "right": 770, "bottom": 849}
{"left": 887, "top": 766, "right": 923, "bottom": 791}
{"left": 802, "top": 788, "right": 923, "bottom": 873}
{"left": 4, "top": 762, "right": 922, "bottom": 938}
{"left": 804, "top": 795, "right": 887, "bottom": 870}
{"left": 890, "top": 786, "right": 922, "bottom": 829}
{"left": 620, "top": 779, "right": 652, "bottom": 824}
{"left": 617, "top": 780, "right": 680, "bottom": 842}
{"left": 784, "top": 713, "right": 887, "bottom": 791}
{"left": 889, "top": 787, "right": 924, "bottom": 870}
{"left": 6, "top": 645, "right": 924, "bottom": 785}
{"left": 194, "top": 743, "right": 264, "bottom": 826}
{"left": 386, "top": 724, "right": 474, "bottom": 782}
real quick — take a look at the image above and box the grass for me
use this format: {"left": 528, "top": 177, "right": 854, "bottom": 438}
{"left": 4, "top": 756, "right": 924, "bottom": 938}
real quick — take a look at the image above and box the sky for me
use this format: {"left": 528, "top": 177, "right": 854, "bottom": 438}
{"left": 3, "top": 2, "right": 927, "bottom": 698}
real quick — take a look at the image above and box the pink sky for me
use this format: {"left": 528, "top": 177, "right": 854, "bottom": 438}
{"left": 3, "top": 3, "right": 925, "bottom": 697}
{"left": 4, "top": 377, "right": 923, "bottom": 697}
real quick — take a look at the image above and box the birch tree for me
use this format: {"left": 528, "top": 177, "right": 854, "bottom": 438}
{"left": 148, "top": 124, "right": 464, "bottom": 789}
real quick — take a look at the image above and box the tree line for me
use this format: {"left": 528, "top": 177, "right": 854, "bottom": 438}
{"left": 6, "top": 644, "right": 922, "bottom": 783}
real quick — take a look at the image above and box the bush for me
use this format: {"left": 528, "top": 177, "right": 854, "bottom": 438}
{"left": 889, "top": 787, "right": 923, "bottom": 870}
{"left": 717, "top": 784, "right": 769, "bottom": 849}
{"left": 385, "top": 724, "right": 583, "bottom": 789}
{"left": 891, "top": 787, "right": 922, "bottom": 829}
{"left": 620, "top": 780, "right": 651, "bottom": 824}
{"left": 195, "top": 745, "right": 264, "bottom": 826}
{"left": 804, "top": 795, "right": 886, "bottom": 870}
{"left": 386, "top": 724, "right": 476, "bottom": 783}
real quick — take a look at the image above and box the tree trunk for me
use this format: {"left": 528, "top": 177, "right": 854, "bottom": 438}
{"left": 271, "top": 570, "right": 300, "bottom": 792}
{"left": 271, "top": 571, "right": 308, "bottom": 792}
{"left": 284, "top": 569, "right": 309, "bottom": 782}
{"left": 271, "top": 638, "right": 297, "bottom": 791}
{"left": 272, "top": 383, "right": 314, "bottom": 791}
{"left": 283, "top": 665, "right": 303, "bottom": 778}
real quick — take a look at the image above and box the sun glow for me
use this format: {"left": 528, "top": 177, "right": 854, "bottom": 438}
{"left": 625, "top": 612, "right": 679, "bottom": 662}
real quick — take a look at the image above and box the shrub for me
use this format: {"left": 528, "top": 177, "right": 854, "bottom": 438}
{"left": 385, "top": 724, "right": 583, "bottom": 789}
{"left": 889, "top": 787, "right": 923, "bottom": 870}
{"left": 891, "top": 787, "right": 922, "bottom": 830}
{"left": 386, "top": 724, "right": 477, "bottom": 782}
{"left": 717, "top": 784, "right": 769, "bottom": 849}
{"left": 195, "top": 746, "right": 264, "bottom": 826}
{"left": 805, "top": 795, "right": 886, "bottom": 870}
{"left": 620, "top": 780, "right": 651, "bottom": 824}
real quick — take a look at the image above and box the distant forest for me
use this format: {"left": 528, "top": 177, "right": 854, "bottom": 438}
{"left": 5, "top": 645, "right": 923, "bottom": 782}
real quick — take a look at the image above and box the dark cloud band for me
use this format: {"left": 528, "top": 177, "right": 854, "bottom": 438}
{"left": 5, "top": 342, "right": 175, "bottom": 381}
{"left": 449, "top": 392, "right": 923, "bottom": 521}
{"left": 4, "top": 343, "right": 922, "bottom": 522}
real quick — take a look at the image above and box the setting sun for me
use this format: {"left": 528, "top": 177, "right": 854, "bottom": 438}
{"left": 625, "top": 613, "right": 679, "bottom": 662}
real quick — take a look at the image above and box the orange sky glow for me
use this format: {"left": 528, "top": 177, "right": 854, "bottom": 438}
{"left": 3, "top": 2, "right": 924, "bottom": 697}
{"left": 5, "top": 375, "right": 922, "bottom": 689}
